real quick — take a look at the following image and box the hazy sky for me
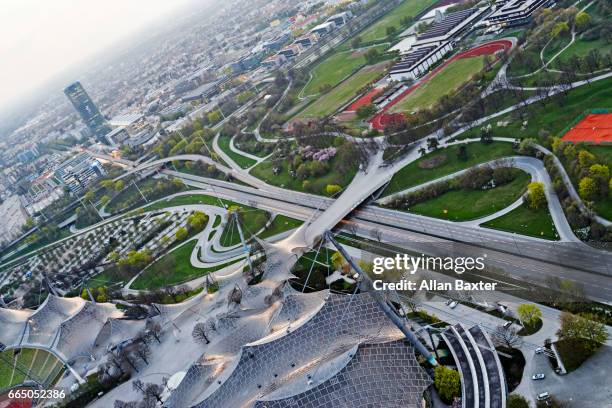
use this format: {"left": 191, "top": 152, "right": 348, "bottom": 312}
{"left": 0, "top": 0, "right": 198, "bottom": 114}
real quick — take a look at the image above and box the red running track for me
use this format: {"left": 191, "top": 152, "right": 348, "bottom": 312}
{"left": 346, "top": 87, "right": 385, "bottom": 112}
{"left": 562, "top": 113, "right": 612, "bottom": 144}
{"left": 368, "top": 39, "right": 513, "bottom": 130}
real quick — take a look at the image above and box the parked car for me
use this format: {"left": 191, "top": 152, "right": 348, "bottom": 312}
{"left": 503, "top": 320, "right": 512, "bottom": 328}
{"left": 534, "top": 347, "right": 545, "bottom": 354}
{"left": 532, "top": 373, "right": 545, "bottom": 380}
{"left": 537, "top": 392, "right": 550, "bottom": 401}
{"left": 448, "top": 301, "right": 458, "bottom": 309}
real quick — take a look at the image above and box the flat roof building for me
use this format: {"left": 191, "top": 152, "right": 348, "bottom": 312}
{"left": 484, "top": 0, "right": 553, "bottom": 27}
{"left": 54, "top": 153, "right": 106, "bottom": 195}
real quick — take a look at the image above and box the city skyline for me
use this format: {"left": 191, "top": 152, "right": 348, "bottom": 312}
{"left": 0, "top": 0, "right": 203, "bottom": 117}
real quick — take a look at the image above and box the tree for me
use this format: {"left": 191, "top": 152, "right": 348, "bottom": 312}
{"left": 551, "top": 21, "right": 569, "bottom": 38}
{"left": 457, "top": 145, "right": 468, "bottom": 161}
{"left": 364, "top": 48, "right": 380, "bottom": 64}
{"left": 557, "top": 312, "right": 608, "bottom": 348}
{"left": 517, "top": 304, "right": 542, "bottom": 327}
{"left": 493, "top": 324, "right": 522, "bottom": 349}
{"left": 578, "top": 150, "right": 596, "bottom": 169}
{"left": 575, "top": 11, "right": 591, "bottom": 31}
{"left": 588, "top": 164, "right": 609, "bottom": 181}
{"left": 526, "top": 182, "right": 546, "bottom": 209}
{"left": 427, "top": 137, "right": 439, "bottom": 151}
{"left": 145, "top": 320, "right": 162, "bottom": 343}
{"left": 207, "top": 110, "right": 221, "bottom": 124}
{"left": 84, "top": 190, "right": 95, "bottom": 201}
{"left": 192, "top": 322, "right": 211, "bottom": 344}
{"left": 187, "top": 211, "right": 209, "bottom": 230}
{"left": 175, "top": 226, "right": 188, "bottom": 241}
{"left": 386, "top": 26, "right": 397, "bottom": 39}
{"left": 356, "top": 103, "right": 376, "bottom": 119}
{"left": 578, "top": 176, "right": 598, "bottom": 200}
{"left": 325, "top": 184, "right": 342, "bottom": 196}
{"left": 351, "top": 36, "right": 362, "bottom": 49}
{"left": 434, "top": 365, "right": 461, "bottom": 403}
{"left": 507, "top": 394, "right": 530, "bottom": 408}
{"left": 114, "top": 180, "right": 125, "bottom": 192}
{"left": 418, "top": 147, "right": 427, "bottom": 157}
{"left": 100, "top": 195, "right": 111, "bottom": 206}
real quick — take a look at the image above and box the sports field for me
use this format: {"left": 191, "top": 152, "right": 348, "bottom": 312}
{"left": 0, "top": 348, "right": 64, "bottom": 390}
{"left": 561, "top": 113, "right": 612, "bottom": 144}
{"left": 358, "top": 0, "right": 438, "bottom": 43}
{"left": 390, "top": 56, "right": 485, "bottom": 113}
{"left": 298, "top": 64, "right": 384, "bottom": 119}
{"left": 301, "top": 45, "right": 388, "bottom": 97}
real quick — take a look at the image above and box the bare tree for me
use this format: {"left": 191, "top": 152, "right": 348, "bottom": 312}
{"left": 192, "top": 322, "right": 211, "bottom": 344}
{"left": 132, "top": 342, "right": 151, "bottom": 365}
{"left": 118, "top": 347, "right": 139, "bottom": 373}
{"left": 145, "top": 320, "right": 162, "bottom": 343}
{"left": 492, "top": 324, "right": 522, "bottom": 349}
{"left": 144, "top": 380, "right": 167, "bottom": 405}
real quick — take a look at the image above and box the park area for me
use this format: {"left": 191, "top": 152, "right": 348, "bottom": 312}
{"left": 481, "top": 204, "right": 558, "bottom": 240}
{"left": 382, "top": 142, "right": 516, "bottom": 196}
{"left": 357, "top": 0, "right": 438, "bottom": 43}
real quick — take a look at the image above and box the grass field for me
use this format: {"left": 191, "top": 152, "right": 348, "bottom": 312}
{"left": 0, "top": 348, "right": 64, "bottom": 390}
{"left": 390, "top": 56, "right": 486, "bottom": 113}
{"left": 250, "top": 155, "right": 358, "bottom": 195}
{"left": 358, "top": 0, "right": 438, "bottom": 42}
{"left": 219, "top": 208, "right": 270, "bottom": 247}
{"left": 382, "top": 142, "right": 516, "bottom": 196}
{"left": 457, "top": 77, "right": 612, "bottom": 142}
{"left": 298, "top": 65, "right": 383, "bottom": 119}
{"left": 481, "top": 204, "right": 559, "bottom": 240}
{"left": 301, "top": 45, "right": 388, "bottom": 97}
{"left": 259, "top": 215, "right": 303, "bottom": 239}
{"left": 406, "top": 170, "right": 530, "bottom": 221}
{"left": 131, "top": 240, "right": 242, "bottom": 289}
{"left": 144, "top": 194, "right": 244, "bottom": 212}
{"left": 218, "top": 134, "right": 257, "bottom": 169}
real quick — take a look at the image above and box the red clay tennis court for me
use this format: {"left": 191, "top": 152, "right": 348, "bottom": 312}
{"left": 561, "top": 113, "right": 612, "bottom": 144}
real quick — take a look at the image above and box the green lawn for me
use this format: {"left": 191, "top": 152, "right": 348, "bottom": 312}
{"left": 542, "top": 34, "right": 572, "bottom": 64}
{"left": 0, "top": 348, "right": 63, "bottom": 389}
{"left": 298, "top": 66, "right": 384, "bottom": 119}
{"left": 383, "top": 142, "right": 516, "bottom": 195}
{"left": 131, "top": 240, "right": 243, "bottom": 289}
{"left": 406, "top": 170, "right": 530, "bottom": 221}
{"left": 301, "top": 45, "right": 388, "bottom": 97}
{"left": 259, "top": 215, "right": 303, "bottom": 239}
{"left": 219, "top": 208, "right": 270, "bottom": 247}
{"left": 358, "top": 0, "right": 438, "bottom": 42}
{"left": 391, "top": 56, "right": 486, "bottom": 113}
{"left": 144, "top": 194, "right": 245, "bottom": 212}
{"left": 458, "top": 77, "right": 612, "bottom": 142}
{"left": 553, "top": 38, "right": 611, "bottom": 70}
{"left": 218, "top": 134, "right": 257, "bottom": 169}
{"left": 250, "top": 155, "right": 358, "bottom": 195}
{"left": 481, "top": 204, "right": 559, "bottom": 240}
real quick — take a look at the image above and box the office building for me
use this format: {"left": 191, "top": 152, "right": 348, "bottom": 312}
{"left": 63, "top": 81, "right": 111, "bottom": 142}
{"left": 54, "top": 153, "right": 106, "bottom": 194}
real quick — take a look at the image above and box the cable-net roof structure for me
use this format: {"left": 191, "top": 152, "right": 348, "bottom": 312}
{"left": 168, "top": 292, "right": 431, "bottom": 408}
{"left": 0, "top": 307, "right": 32, "bottom": 347}
{"left": 24, "top": 296, "right": 85, "bottom": 347}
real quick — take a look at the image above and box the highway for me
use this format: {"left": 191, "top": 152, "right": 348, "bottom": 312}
{"left": 161, "top": 169, "right": 612, "bottom": 303}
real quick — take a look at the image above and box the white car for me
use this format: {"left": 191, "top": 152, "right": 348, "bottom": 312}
{"left": 537, "top": 392, "right": 550, "bottom": 401}
{"left": 532, "top": 373, "right": 545, "bottom": 380}
{"left": 448, "top": 301, "right": 458, "bottom": 309}
{"left": 534, "top": 347, "right": 545, "bottom": 354}
{"left": 503, "top": 321, "right": 512, "bottom": 328}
